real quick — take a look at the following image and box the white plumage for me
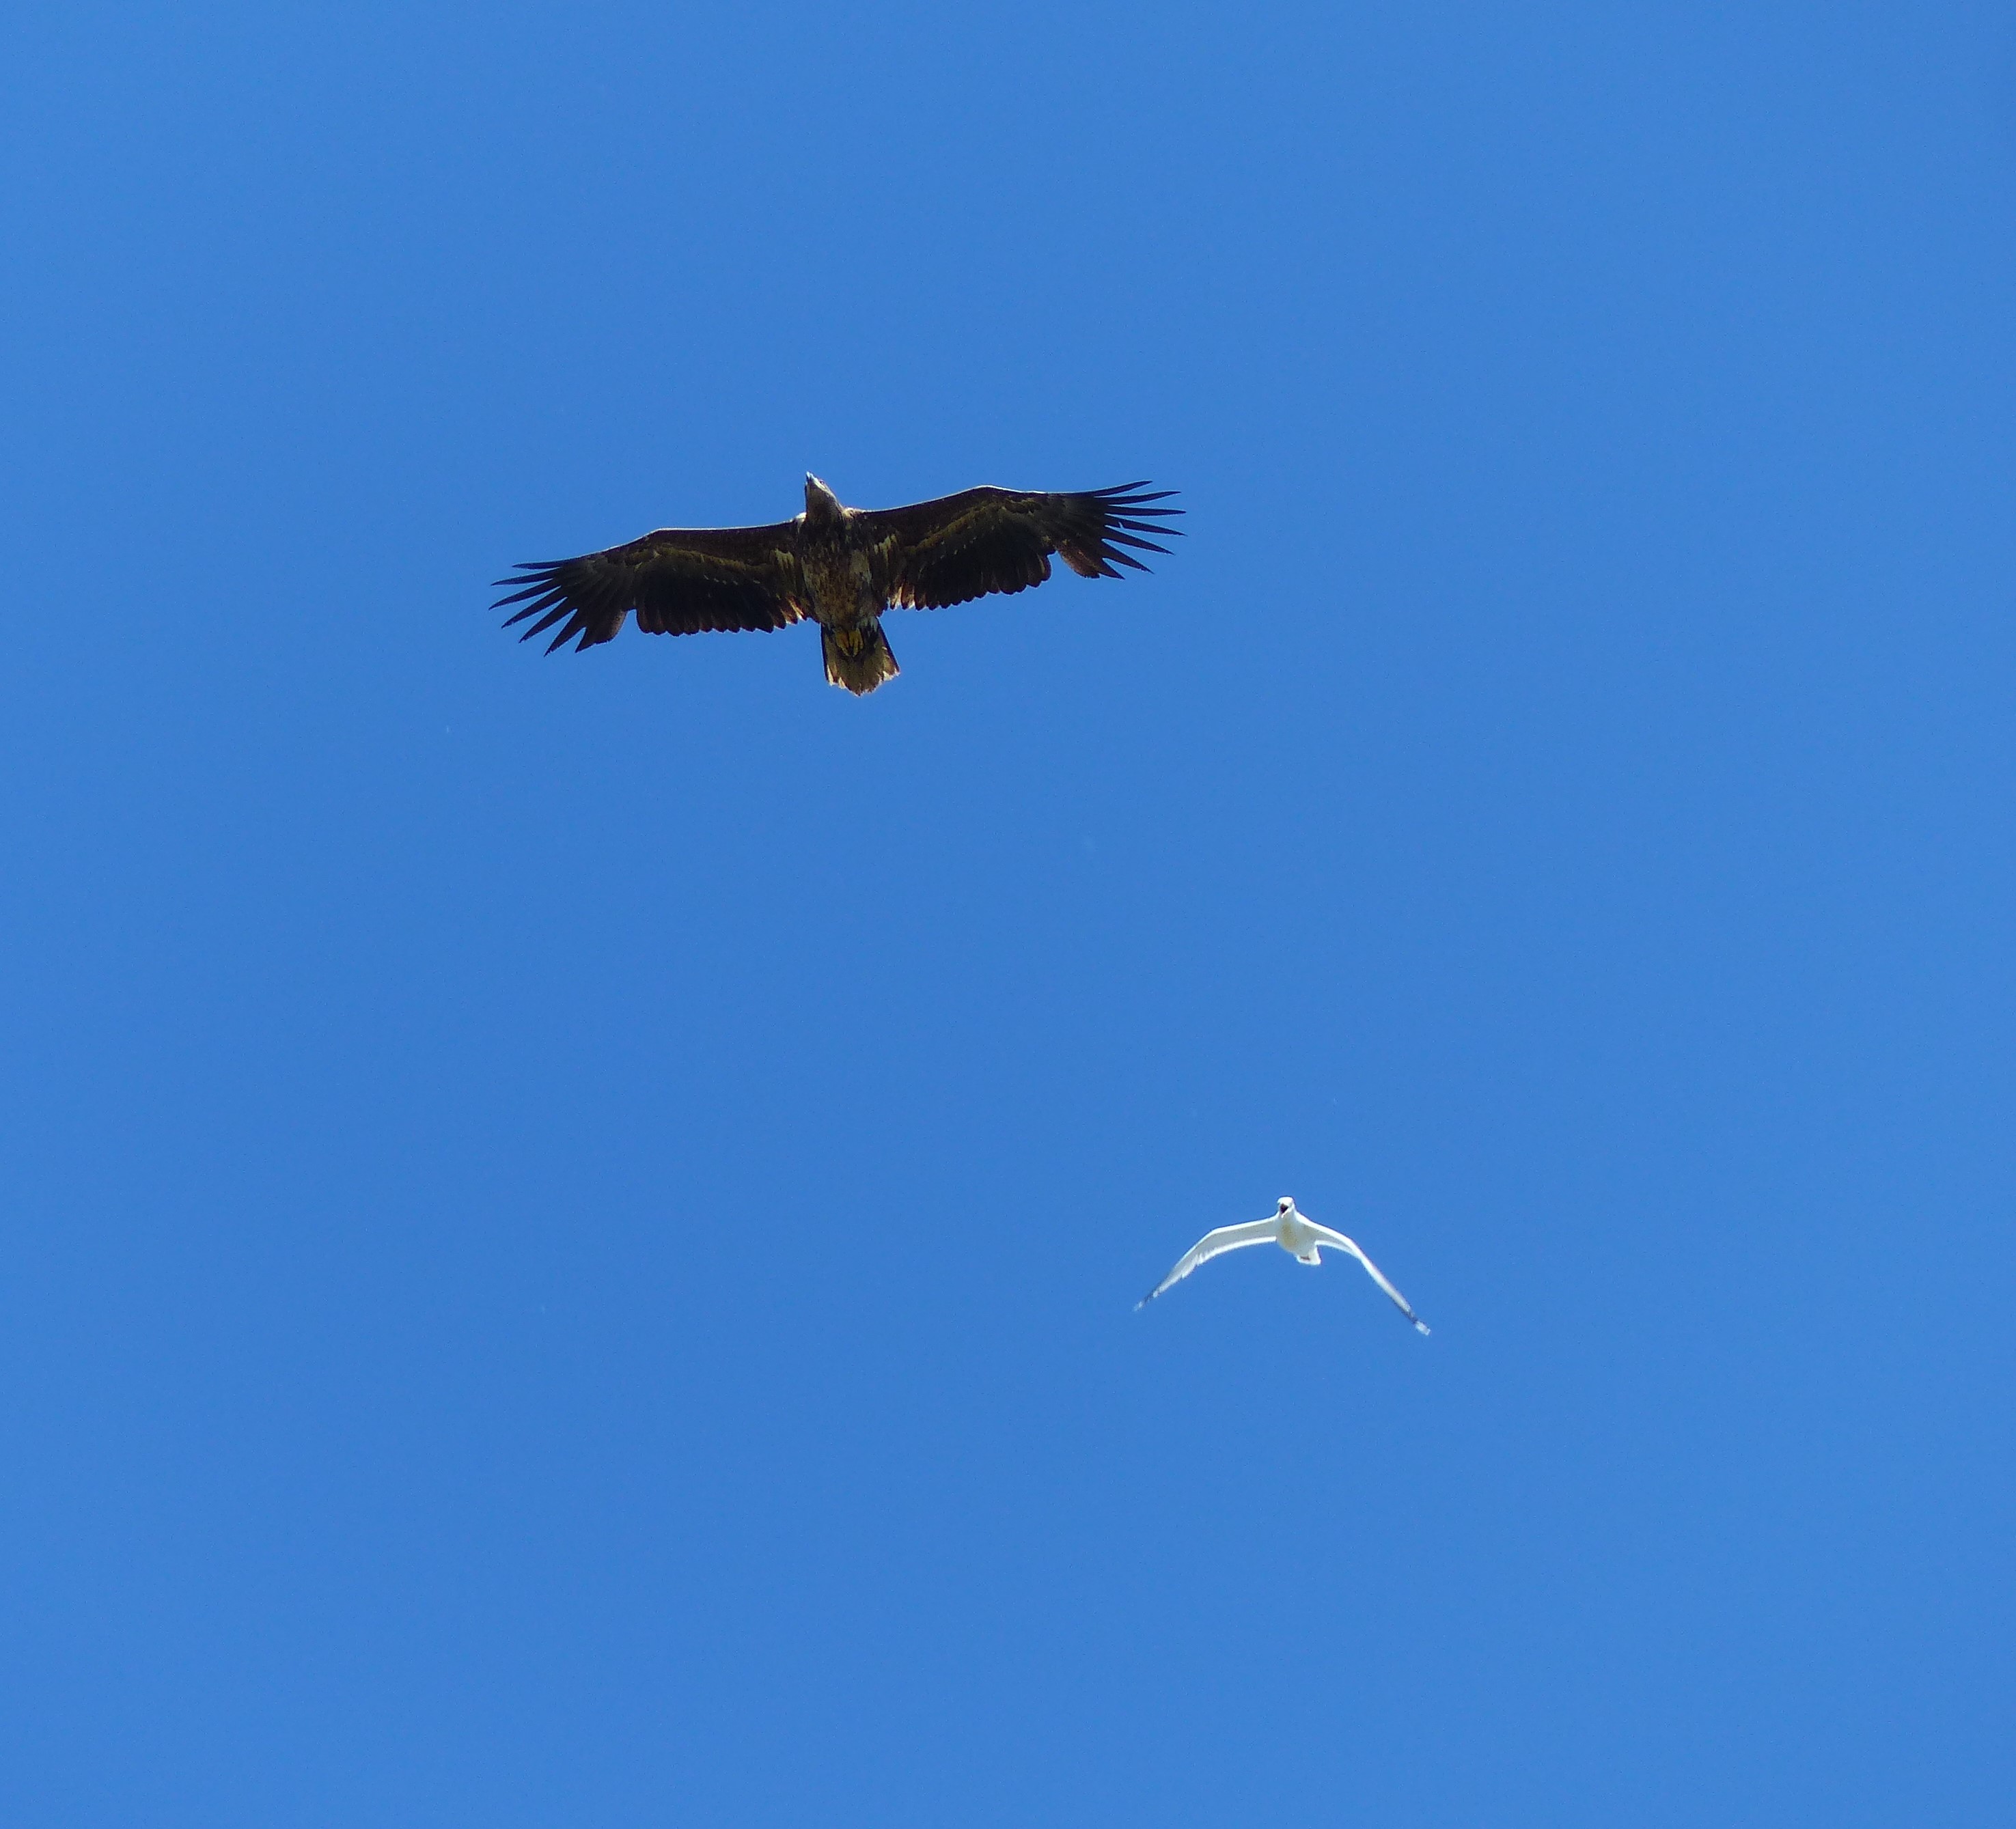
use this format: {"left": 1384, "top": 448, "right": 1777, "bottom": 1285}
{"left": 1137, "top": 1197, "right": 1429, "bottom": 1333}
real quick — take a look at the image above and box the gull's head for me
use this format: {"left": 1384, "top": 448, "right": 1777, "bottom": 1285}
{"left": 1277, "top": 1197, "right": 1295, "bottom": 1215}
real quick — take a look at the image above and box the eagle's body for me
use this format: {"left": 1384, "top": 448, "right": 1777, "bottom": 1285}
{"left": 493, "top": 475, "right": 1179, "bottom": 693}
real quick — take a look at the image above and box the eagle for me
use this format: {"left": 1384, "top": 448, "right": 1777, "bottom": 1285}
{"left": 493, "top": 476, "right": 1180, "bottom": 693}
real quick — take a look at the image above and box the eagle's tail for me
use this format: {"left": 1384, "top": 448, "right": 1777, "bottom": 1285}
{"left": 821, "top": 622, "right": 900, "bottom": 695}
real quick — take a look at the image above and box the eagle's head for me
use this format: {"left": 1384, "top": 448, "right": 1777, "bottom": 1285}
{"left": 803, "top": 473, "right": 844, "bottom": 522}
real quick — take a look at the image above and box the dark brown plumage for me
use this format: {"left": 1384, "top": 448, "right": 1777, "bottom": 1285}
{"left": 492, "top": 476, "right": 1180, "bottom": 694}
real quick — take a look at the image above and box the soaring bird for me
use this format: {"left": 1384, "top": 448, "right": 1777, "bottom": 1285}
{"left": 1137, "top": 1197, "right": 1430, "bottom": 1332}
{"left": 493, "top": 475, "right": 1181, "bottom": 694}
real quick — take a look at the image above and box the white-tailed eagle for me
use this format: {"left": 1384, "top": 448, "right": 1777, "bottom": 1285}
{"left": 493, "top": 475, "right": 1180, "bottom": 693}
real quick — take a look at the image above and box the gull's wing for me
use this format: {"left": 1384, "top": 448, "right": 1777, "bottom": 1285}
{"left": 1308, "top": 1225, "right": 1430, "bottom": 1334}
{"left": 1136, "top": 1218, "right": 1279, "bottom": 1309}
{"left": 492, "top": 521, "right": 807, "bottom": 654}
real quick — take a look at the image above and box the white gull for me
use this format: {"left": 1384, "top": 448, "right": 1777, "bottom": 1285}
{"left": 1137, "top": 1197, "right": 1429, "bottom": 1332}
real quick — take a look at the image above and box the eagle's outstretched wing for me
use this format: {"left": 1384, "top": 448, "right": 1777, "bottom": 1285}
{"left": 863, "top": 484, "right": 1181, "bottom": 611}
{"left": 493, "top": 522, "right": 807, "bottom": 654}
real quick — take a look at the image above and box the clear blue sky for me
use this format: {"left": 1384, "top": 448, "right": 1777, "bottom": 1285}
{"left": 3, "top": 3, "right": 2012, "bottom": 1823}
